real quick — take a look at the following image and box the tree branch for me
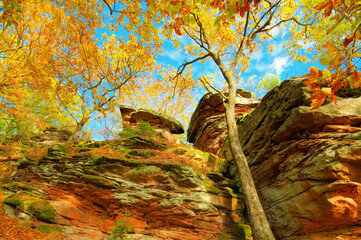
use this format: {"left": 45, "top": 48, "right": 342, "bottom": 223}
{"left": 230, "top": 10, "right": 250, "bottom": 72}
{"left": 176, "top": 53, "right": 211, "bottom": 77}
{"left": 199, "top": 75, "right": 227, "bottom": 99}
{"left": 103, "top": 0, "right": 114, "bottom": 15}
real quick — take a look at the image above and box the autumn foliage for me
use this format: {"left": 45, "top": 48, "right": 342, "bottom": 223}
{"left": 300, "top": 0, "right": 361, "bottom": 108}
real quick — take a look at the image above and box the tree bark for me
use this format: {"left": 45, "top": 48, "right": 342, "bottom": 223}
{"left": 223, "top": 73, "right": 275, "bottom": 240}
{"left": 68, "top": 113, "right": 90, "bottom": 144}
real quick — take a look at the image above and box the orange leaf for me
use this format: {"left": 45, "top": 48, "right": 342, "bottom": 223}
{"left": 309, "top": 66, "right": 322, "bottom": 79}
{"left": 311, "top": 88, "right": 329, "bottom": 109}
{"left": 331, "top": 91, "right": 337, "bottom": 104}
{"left": 315, "top": 1, "right": 328, "bottom": 11}
{"left": 323, "top": 42, "right": 339, "bottom": 56}
{"left": 354, "top": 71, "right": 361, "bottom": 88}
{"left": 343, "top": 36, "right": 354, "bottom": 47}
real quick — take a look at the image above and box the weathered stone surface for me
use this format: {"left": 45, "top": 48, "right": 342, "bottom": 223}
{"left": 119, "top": 106, "right": 184, "bottom": 134}
{"left": 187, "top": 89, "right": 260, "bottom": 154}
{"left": 30, "top": 127, "right": 72, "bottom": 145}
{"left": 220, "top": 75, "right": 361, "bottom": 239}
{"left": 122, "top": 136, "right": 168, "bottom": 150}
{"left": 3, "top": 135, "right": 246, "bottom": 240}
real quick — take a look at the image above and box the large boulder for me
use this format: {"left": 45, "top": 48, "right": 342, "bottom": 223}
{"left": 220, "top": 75, "right": 361, "bottom": 239}
{"left": 119, "top": 106, "right": 184, "bottom": 134}
{"left": 187, "top": 89, "right": 260, "bottom": 154}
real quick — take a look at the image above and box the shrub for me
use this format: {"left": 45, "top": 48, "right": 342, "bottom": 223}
{"left": 107, "top": 219, "right": 133, "bottom": 240}
{"left": 119, "top": 120, "right": 156, "bottom": 138}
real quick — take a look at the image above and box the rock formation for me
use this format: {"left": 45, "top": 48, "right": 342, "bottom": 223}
{"left": 0, "top": 124, "right": 248, "bottom": 239}
{"left": 119, "top": 106, "right": 184, "bottom": 134}
{"left": 187, "top": 89, "right": 260, "bottom": 154}
{"left": 30, "top": 127, "right": 72, "bottom": 145}
{"left": 219, "top": 75, "right": 361, "bottom": 239}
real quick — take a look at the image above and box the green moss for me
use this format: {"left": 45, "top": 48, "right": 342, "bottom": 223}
{"left": 82, "top": 174, "right": 116, "bottom": 189}
{"left": 76, "top": 147, "right": 93, "bottom": 153}
{"left": 155, "top": 162, "right": 184, "bottom": 172}
{"left": 218, "top": 233, "right": 231, "bottom": 240}
{"left": 83, "top": 167, "right": 100, "bottom": 176}
{"left": 125, "top": 149, "right": 156, "bottom": 159}
{"left": 3, "top": 194, "right": 25, "bottom": 208}
{"left": 28, "top": 201, "right": 56, "bottom": 223}
{"left": 1, "top": 182, "right": 35, "bottom": 192}
{"left": 3, "top": 192, "right": 56, "bottom": 223}
{"left": 50, "top": 144, "right": 69, "bottom": 154}
{"left": 205, "top": 184, "right": 239, "bottom": 198}
{"left": 219, "top": 223, "right": 252, "bottom": 240}
{"left": 122, "top": 136, "right": 167, "bottom": 150}
{"left": 37, "top": 224, "right": 63, "bottom": 234}
{"left": 230, "top": 223, "right": 252, "bottom": 240}
{"left": 88, "top": 156, "right": 123, "bottom": 165}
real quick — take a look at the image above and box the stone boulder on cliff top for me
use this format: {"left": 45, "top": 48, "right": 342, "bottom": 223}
{"left": 220, "top": 74, "right": 361, "bottom": 239}
{"left": 119, "top": 106, "right": 184, "bottom": 134}
{"left": 187, "top": 89, "right": 260, "bottom": 154}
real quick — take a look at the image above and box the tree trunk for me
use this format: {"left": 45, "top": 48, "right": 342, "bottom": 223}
{"left": 224, "top": 76, "right": 275, "bottom": 240}
{"left": 68, "top": 113, "right": 90, "bottom": 144}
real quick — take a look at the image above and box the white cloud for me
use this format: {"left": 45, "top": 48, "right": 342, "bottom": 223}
{"left": 252, "top": 56, "right": 291, "bottom": 76}
{"left": 163, "top": 49, "right": 184, "bottom": 63}
{"left": 269, "top": 27, "right": 281, "bottom": 37}
{"left": 251, "top": 50, "right": 264, "bottom": 61}
{"left": 271, "top": 41, "right": 286, "bottom": 56}
{"left": 272, "top": 56, "right": 290, "bottom": 75}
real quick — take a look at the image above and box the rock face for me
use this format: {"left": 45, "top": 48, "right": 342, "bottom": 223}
{"left": 1, "top": 134, "right": 249, "bottom": 239}
{"left": 187, "top": 90, "right": 260, "bottom": 154}
{"left": 220, "top": 75, "right": 361, "bottom": 239}
{"left": 30, "top": 127, "right": 72, "bottom": 145}
{"left": 119, "top": 106, "right": 184, "bottom": 134}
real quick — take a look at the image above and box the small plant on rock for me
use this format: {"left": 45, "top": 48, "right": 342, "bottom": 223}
{"left": 107, "top": 214, "right": 133, "bottom": 240}
{"left": 119, "top": 120, "right": 156, "bottom": 138}
{"left": 108, "top": 221, "right": 132, "bottom": 240}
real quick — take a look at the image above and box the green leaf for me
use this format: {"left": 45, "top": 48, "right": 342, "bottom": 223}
{"left": 214, "top": 15, "right": 222, "bottom": 26}
{"left": 225, "top": 2, "right": 236, "bottom": 15}
{"left": 319, "top": 56, "right": 332, "bottom": 66}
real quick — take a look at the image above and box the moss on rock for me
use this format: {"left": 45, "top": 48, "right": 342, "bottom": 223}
{"left": 82, "top": 174, "right": 116, "bottom": 189}
{"left": 3, "top": 192, "right": 56, "bottom": 223}
{"left": 37, "top": 224, "right": 63, "bottom": 234}
{"left": 28, "top": 201, "right": 56, "bottom": 223}
{"left": 125, "top": 149, "right": 156, "bottom": 159}
{"left": 1, "top": 182, "right": 35, "bottom": 192}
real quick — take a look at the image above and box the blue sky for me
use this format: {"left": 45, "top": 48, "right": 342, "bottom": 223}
{"left": 157, "top": 28, "right": 324, "bottom": 99}
{"left": 90, "top": 7, "right": 325, "bottom": 140}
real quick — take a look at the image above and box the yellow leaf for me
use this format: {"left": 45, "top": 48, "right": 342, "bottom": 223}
{"left": 322, "top": 69, "right": 332, "bottom": 82}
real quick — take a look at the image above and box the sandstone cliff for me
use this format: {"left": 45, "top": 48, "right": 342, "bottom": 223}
{"left": 0, "top": 120, "right": 248, "bottom": 239}
{"left": 218, "top": 75, "right": 361, "bottom": 239}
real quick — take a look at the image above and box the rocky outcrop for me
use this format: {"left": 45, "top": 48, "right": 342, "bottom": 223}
{"left": 1, "top": 133, "right": 248, "bottom": 239}
{"left": 220, "top": 75, "right": 361, "bottom": 239}
{"left": 119, "top": 106, "right": 184, "bottom": 134}
{"left": 30, "top": 127, "right": 72, "bottom": 145}
{"left": 187, "top": 90, "right": 260, "bottom": 154}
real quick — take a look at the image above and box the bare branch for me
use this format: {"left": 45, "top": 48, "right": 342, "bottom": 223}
{"left": 199, "top": 75, "right": 227, "bottom": 99}
{"left": 176, "top": 53, "right": 211, "bottom": 77}
{"left": 103, "top": 0, "right": 114, "bottom": 15}
{"left": 249, "top": 0, "right": 282, "bottom": 37}
{"left": 260, "top": 17, "right": 313, "bottom": 33}
{"left": 230, "top": 10, "right": 250, "bottom": 72}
